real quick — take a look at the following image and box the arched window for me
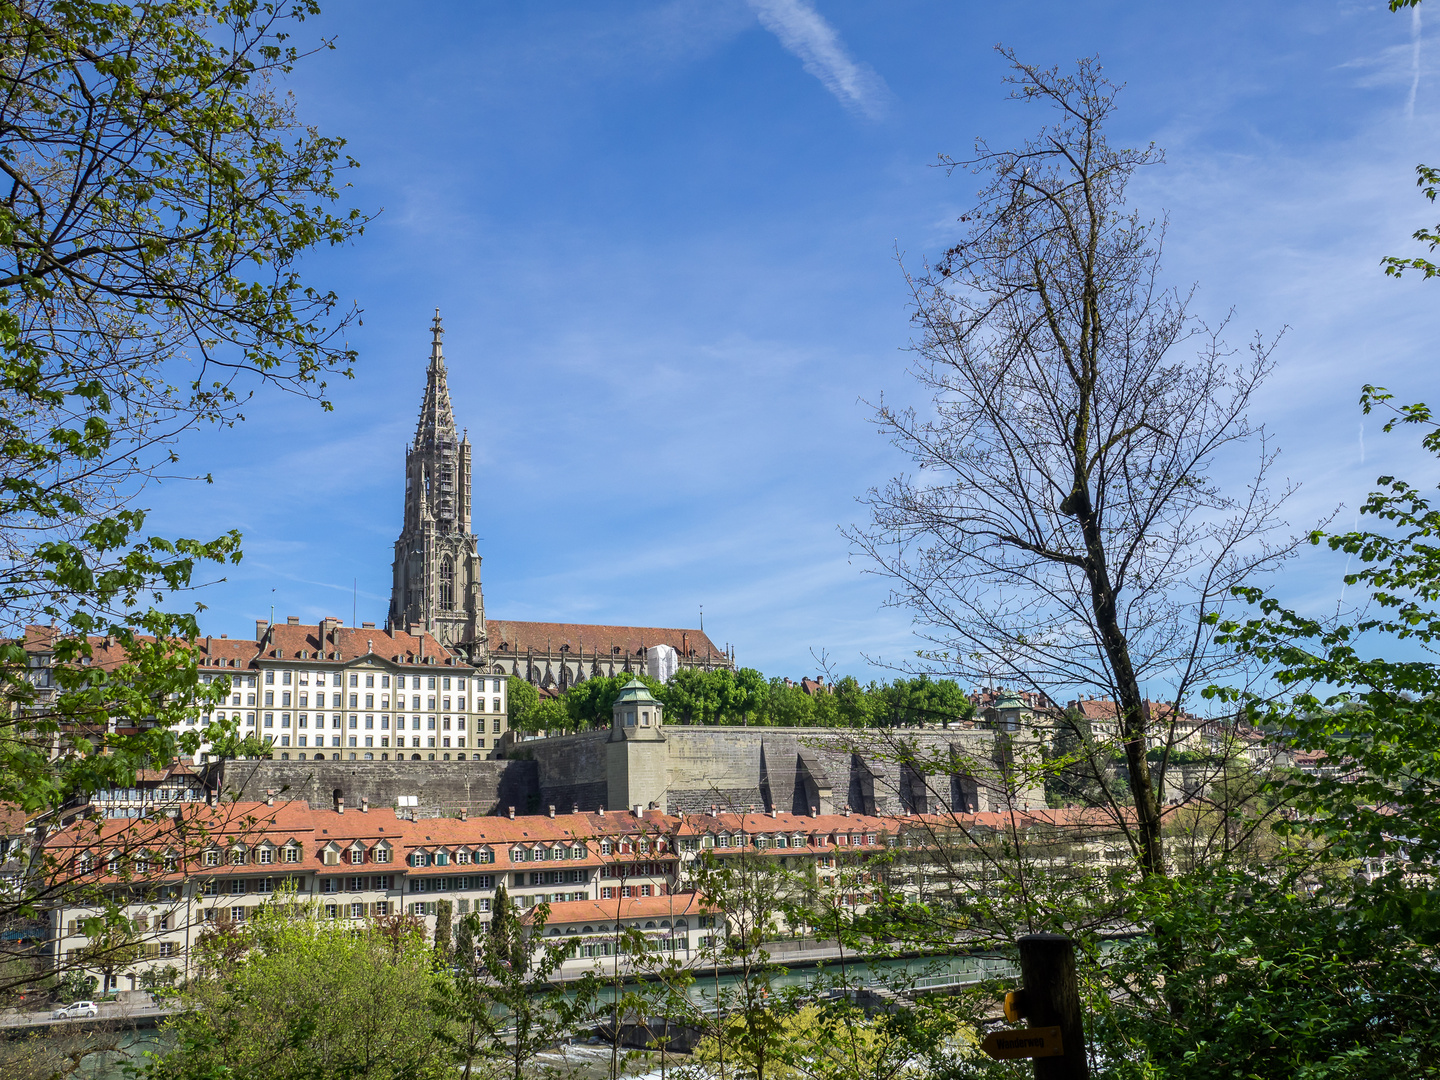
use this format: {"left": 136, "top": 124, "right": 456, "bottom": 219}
{"left": 439, "top": 558, "right": 455, "bottom": 611}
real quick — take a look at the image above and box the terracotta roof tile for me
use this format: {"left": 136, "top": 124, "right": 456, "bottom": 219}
{"left": 486, "top": 620, "right": 727, "bottom": 661}
{"left": 528, "top": 892, "right": 706, "bottom": 925}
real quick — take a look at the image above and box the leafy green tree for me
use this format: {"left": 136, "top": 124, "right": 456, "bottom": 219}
{"left": 0, "top": 0, "right": 366, "bottom": 993}
{"left": 875, "top": 676, "right": 973, "bottom": 728}
{"left": 456, "top": 884, "right": 597, "bottom": 1080}
{"left": 150, "top": 891, "right": 451, "bottom": 1080}
{"left": 505, "top": 677, "right": 540, "bottom": 732}
{"left": 764, "top": 678, "right": 817, "bottom": 726}
{"left": 689, "top": 847, "right": 797, "bottom": 1080}
{"left": 434, "top": 899, "right": 453, "bottom": 964}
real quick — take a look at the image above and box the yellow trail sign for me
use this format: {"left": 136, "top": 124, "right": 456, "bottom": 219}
{"left": 980, "top": 1026, "right": 1064, "bottom": 1060}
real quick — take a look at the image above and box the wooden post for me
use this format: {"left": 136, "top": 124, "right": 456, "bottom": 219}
{"left": 1017, "top": 933, "right": 1088, "bottom": 1080}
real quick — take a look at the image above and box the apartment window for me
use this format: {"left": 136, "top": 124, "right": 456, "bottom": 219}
{"left": 365, "top": 674, "right": 374, "bottom": 688}
{"left": 493, "top": 718, "right": 501, "bottom": 733}
{"left": 282, "top": 672, "right": 292, "bottom": 686}
{"left": 478, "top": 698, "right": 487, "bottom": 713}
{"left": 158, "top": 941, "right": 175, "bottom": 958}
{"left": 349, "top": 902, "right": 364, "bottom": 919}
{"left": 282, "top": 692, "right": 292, "bottom": 707}
{"left": 640, "top": 885, "right": 652, "bottom": 897}
{"left": 281, "top": 713, "right": 291, "bottom": 728}
{"left": 442, "top": 697, "right": 451, "bottom": 711}
{"left": 601, "top": 887, "right": 614, "bottom": 900}
{"left": 620, "top": 886, "right": 633, "bottom": 898}
{"left": 321, "top": 877, "right": 337, "bottom": 893}
{"left": 325, "top": 904, "right": 338, "bottom": 919}
{"left": 265, "top": 671, "right": 274, "bottom": 684}
{"left": 365, "top": 694, "right": 374, "bottom": 708}
{"left": 231, "top": 906, "right": 246, "bottom": 923}
{"left": 349, "top": 693, "right": 358, "bottom": 707}
{"left": 348, "top": 715, "right": 358, "bottom": 729}
{"left": 427, "top": 676, "right": 436, "bottom": 690}
{"left": 264, "top": 691, "right": 274, "bottom": 706}
{"left": 299, "top": 693, "right": 308, "bottom": 708}
{"left": 427, "top": 696, "right": 436, "bottom": 710}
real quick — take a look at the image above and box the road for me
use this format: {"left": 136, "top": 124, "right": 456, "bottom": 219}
{"left": 0, "top": 1000, "right": 174, "bottom": 1031}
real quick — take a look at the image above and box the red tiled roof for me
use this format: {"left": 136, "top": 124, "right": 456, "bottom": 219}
{"left": 530, "top": 892, "right": 706, "bottom": 925}
{"left": 485, "top": 620, "right": 726, "bottom": 661}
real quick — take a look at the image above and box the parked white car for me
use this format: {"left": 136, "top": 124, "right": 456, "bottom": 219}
{"left": 52, "top": 1000, "right": 98, "bottom": 1019}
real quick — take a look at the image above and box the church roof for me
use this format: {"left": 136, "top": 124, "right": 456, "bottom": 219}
{"left": 485, "top": 620, "right": 726, "bottom": 661}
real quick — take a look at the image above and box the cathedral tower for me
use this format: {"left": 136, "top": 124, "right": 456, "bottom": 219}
{"left": 387, "top": 312, "right": 486, "bottom": 657}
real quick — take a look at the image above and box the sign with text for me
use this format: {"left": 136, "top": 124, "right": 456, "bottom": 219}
{"left": 980, "top": 1026, "right": 1064, "bottom": 1060}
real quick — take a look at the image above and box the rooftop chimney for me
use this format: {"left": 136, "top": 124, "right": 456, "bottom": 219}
{"left": 632, "top": 804, "right": 643, "bottom": 817}
{"left": 265, "top": 789, "right": 275, "bottom": 807}
{"left": 507, "top": 806, "right": 515, "bottom": 820}
{"left": 810, "top": 806, "right": 818, "bottom": 818}
{"left": 459, "top": 807, "right": 468, "bottom": 821}
{"left": 255, "top": 619, "right": 268, "bottom": 643}
{"left": 287, "top": 615, "right": 299, "bottom": 625}
{"left": 598, "top": 806, "right": 605, "bottom": 817}
{"left": 769, "top": 808, "right": 778, "bottom": 818}
{"left": 548, "top": 805, "right": 556, "bottom": 818}
{"left": 572, "top": 803, "right": 579, "bottom": 814}
{"left": 336, "top": 795, "right": 345, "bottom": 815}
{"left": 361, "top": 797, "right": 369, "bottom": 814}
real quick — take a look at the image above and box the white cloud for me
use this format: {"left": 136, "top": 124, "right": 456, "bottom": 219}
{"left": 747, "top": 0, "right": 889, "bottom": 118}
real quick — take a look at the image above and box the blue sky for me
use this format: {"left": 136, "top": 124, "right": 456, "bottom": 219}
{"left": 146, "top": 1, "right": 1439, "bottom": 685}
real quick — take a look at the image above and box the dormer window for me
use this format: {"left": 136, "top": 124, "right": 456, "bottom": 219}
{"left": 373, "top": 844, "right": 391, "bottom": 864}
{"left": 433, "top": 851, "right": 449, "bottom": 867}
{"left": 230, "top": 845, "right": 247, "bottom": 866}
{"left": 409, "top": 851, "right": 429, "bottom": 868}
{"left": 510, "top": 847, "right": 527, "bottom": 863}
{"left": 349, "top": 846, "right": 365, "bottom": 866}
{"left": 531, "top": 845, "right": 544, "bottom": 862}
{"left": 454, "top": 849, "right": 471, "bottom": 865}
{"left": 284, "top": 843, "right": 302, "bottom": 864}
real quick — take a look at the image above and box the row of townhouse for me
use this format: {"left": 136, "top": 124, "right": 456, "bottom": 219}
{"left": 18, "top": 617, "right": 511, "bottom": 766}
{"left": 41, "top": 798, "right": 923, "bottom": 990}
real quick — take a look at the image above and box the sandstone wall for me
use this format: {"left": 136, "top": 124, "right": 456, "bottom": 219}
{"left": 224, "top": 757, "right": 538, "bottom": 815}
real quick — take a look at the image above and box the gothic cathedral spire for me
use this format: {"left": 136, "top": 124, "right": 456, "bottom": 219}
{"left": 387, "top": 310, "right": 486, "bottom": 657}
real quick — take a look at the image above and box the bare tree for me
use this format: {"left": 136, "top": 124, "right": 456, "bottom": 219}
{"left": 849, "top": 52, "right": 1300, "bottom": 878}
